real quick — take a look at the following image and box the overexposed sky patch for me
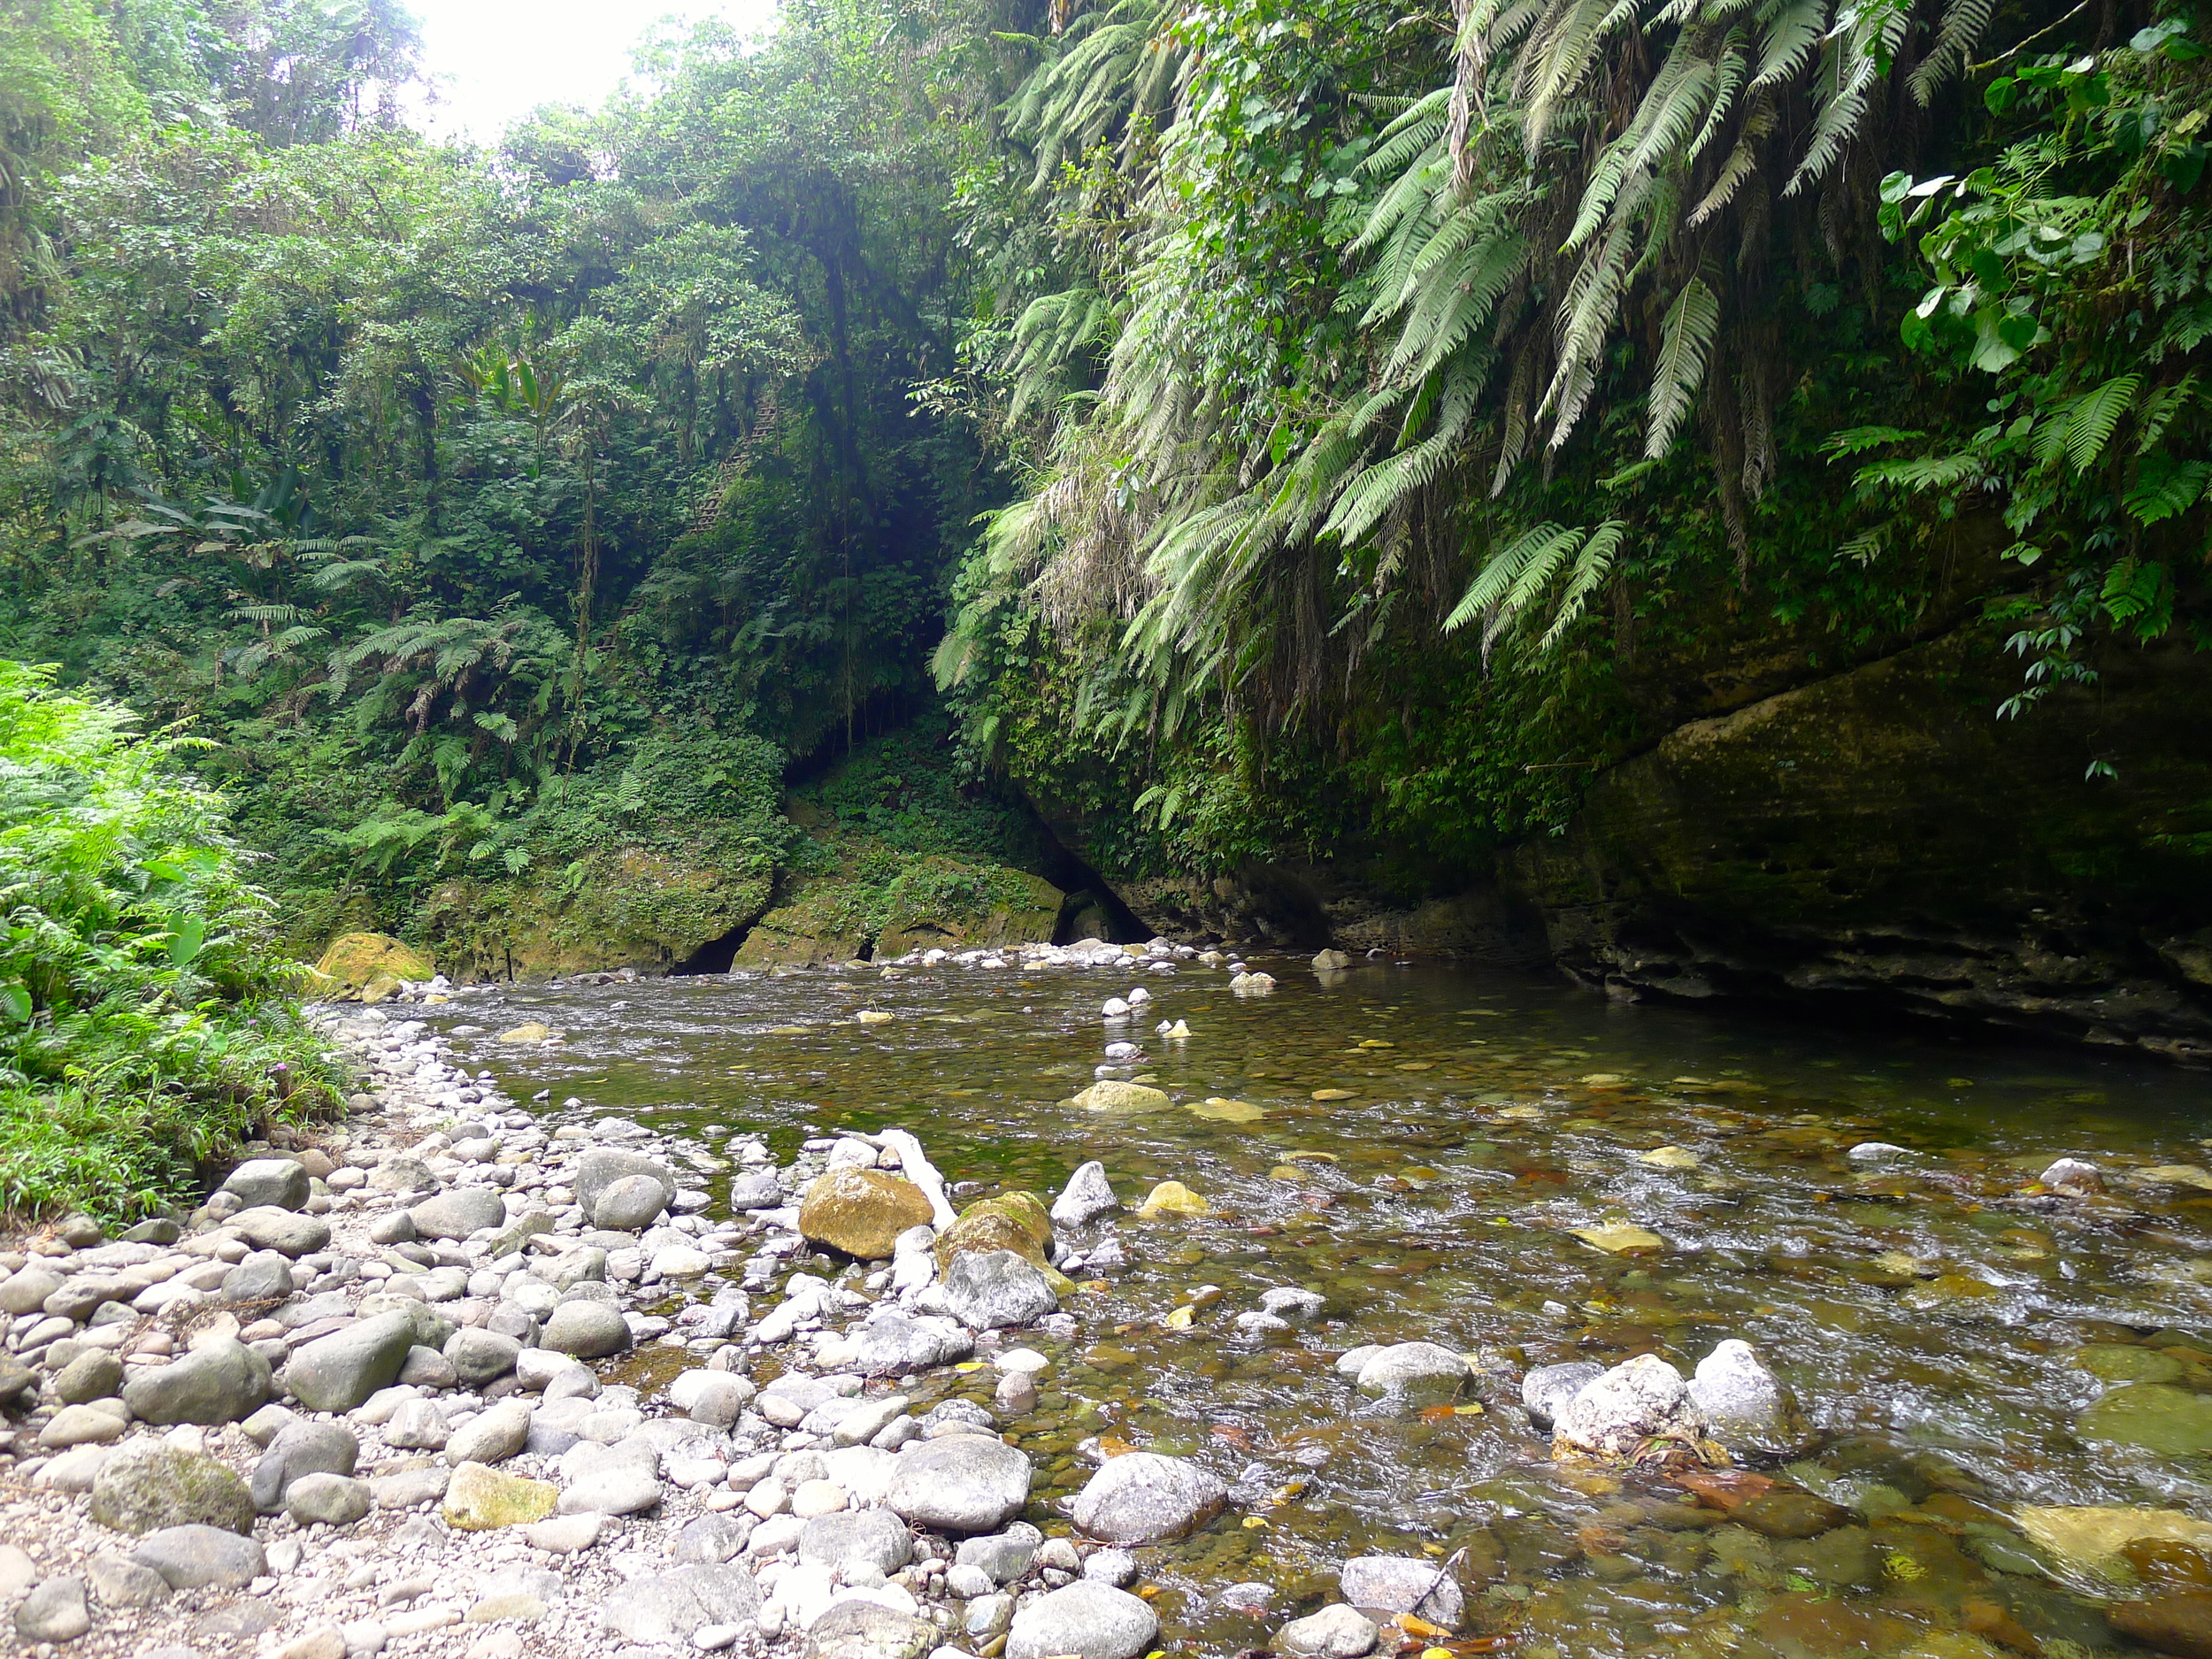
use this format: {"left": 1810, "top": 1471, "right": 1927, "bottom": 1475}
{"left": 404, "top": 0, "right": 783, "bottom": 144}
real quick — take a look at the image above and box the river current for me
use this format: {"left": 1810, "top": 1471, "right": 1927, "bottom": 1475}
{"left": 428, "top": 954, "right": 2212, "bottom": 1659}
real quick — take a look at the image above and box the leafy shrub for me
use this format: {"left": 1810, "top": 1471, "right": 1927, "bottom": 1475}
{"left": 0, "top": 661, "right": 338, "bottom": 1219}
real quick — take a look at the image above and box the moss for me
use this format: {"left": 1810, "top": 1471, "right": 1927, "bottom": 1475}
{"left": 311, "top": 932, "right": 435, "bottom": 997}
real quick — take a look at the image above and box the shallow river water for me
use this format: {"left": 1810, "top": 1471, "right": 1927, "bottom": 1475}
{"left": 433, "top": 956, "right": 2212, "bottom": 1659}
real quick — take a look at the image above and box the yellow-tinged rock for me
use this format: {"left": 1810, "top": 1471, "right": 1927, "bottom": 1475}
{"left": 856, "top": 1010, "right": 895, "bottom": 1025}
{"left": 1496, "top": 1105, "right": 1544, "bottom": 1121}
{"left": 799, "top": 1167, "right": 937, "bottom": 1260}
{"left": 1072, "top": 1079, "right": 1170, "bottom": 1112}
{"left": 1571, "top": 1223, "right": 1664, "bottom": 1254}
{"left": 313, "top": 932, "right": 434, "bottom": 999}
{"left": 1579, "top": 1072, "right": 1627, "bottom": 1086}
{"left": 1189, "top": 1097, "right": 1264, "bottom": 1123}
{"left": 498, "top": 1023, "right": 554, "bottom": 1044}
{"left": 1161, "top": 1304, "right": 1197, "bottom": 1330}
{"left": 1637, "top": 1146, "right": 1700, "bottom": 1170}
{"left": 1396, "top": 1061, "right": 1435, "bottom": 1071}
{"left": 359, "top": 974, "right": 403, "bottom": 1005}
{"left": 1310, "top": 1088, "right": 1357, "bottom": 1101}
{"left": 443, "top": 1462, "right": 557, "bottom": 1530}
{"left": 2016, "top": 1505, "right": 2212, "bottom": 1579}
{"left": 1285, "top": 1150, "right": 1337, "bottom": 1163}
{"left": 1138, "top": 1181, "right": 1210, "bottom": 1217}
{"left": 2139, "top": 1164, "right": 2212, "bottom": 1191}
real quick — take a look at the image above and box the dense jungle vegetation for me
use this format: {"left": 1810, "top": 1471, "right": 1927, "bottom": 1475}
{"left": 0, "top": 0, "right": 2206, "bottom": 1209}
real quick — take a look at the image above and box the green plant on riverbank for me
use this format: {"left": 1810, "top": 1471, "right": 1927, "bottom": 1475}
{"left": 0, "top": 662, "right": 340, "bottom": 1220}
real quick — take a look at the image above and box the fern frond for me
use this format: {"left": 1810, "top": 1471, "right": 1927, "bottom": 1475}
{"left": 1645, "top": 277, "right": 1721, "bottom": 457}
{"left": 2065, "top": 373, "right": 2142, "bottom": 472}
{"left": 1907, "top": 0, "right": 1994, "bottom": 105}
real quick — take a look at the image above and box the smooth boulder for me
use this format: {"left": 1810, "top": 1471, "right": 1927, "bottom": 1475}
{"left": 222, "top": 1159, "right": 311, "bottom": 1211}
{"left": 1005, "top": 1582, "right": 1158, "bottom": 1659}
{"left": 131, "top": 1525, "right": 267, "bottom": 1589}
{"left": 251, "top": 1421, "right": 359, "bottom": 1513}
{"left": 1069, "top": 1452, "right": 1228, "bottom": 1545}
{"left": 884, "top": 1436, "right": 1031, "bottom": 1534}
{"left": 284, "top": 1311, "right": 417, "bottom": 1412}
{"left": 410, "top": 1187, "right": 507, "bottom": 1240}
{"left": 122, "top": 1338, "right": 271, "bottom": 1425}
{"left": 1553, "top": 1353, "right": 1704, "bottom": 1461}
{"left": 943, "top": 1250, "right": 1056, "bottom": 1331}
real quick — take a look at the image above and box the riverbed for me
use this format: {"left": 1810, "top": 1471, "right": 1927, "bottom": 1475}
{"left": 428, "top": 952, "right": 2212, "bottom": 1659}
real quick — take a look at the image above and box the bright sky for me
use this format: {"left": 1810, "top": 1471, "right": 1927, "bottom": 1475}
{"left": 404, "top": 0, "right": 784, "bottom": 144}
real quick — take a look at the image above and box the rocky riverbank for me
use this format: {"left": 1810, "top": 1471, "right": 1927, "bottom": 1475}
{"left": 8, "top": 965, "right": 2210, "bottom": 1659}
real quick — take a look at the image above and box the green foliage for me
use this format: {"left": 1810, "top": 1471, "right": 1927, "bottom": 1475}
{"left": 0, "top": 660, "right": 339, "bottom": 1219}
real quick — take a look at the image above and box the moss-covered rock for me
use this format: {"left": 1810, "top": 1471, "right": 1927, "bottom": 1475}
{"left": 936, "top": 1192, "right": 1053, "bottom": 1273}
{"left": 88, "top": 1446, "right": 257, "bottom": 1535}
{"left": 312, "top": 933, "right": 434, "bottom": 998}
{"left": 799, "top": 1167, "right": 937, "bottom": 1259}
{"left": 417, "top": 849, "right": 772, "bottom": 980}
{"left": 733, "top": 883, "right": 871, "bottom": 967}
{"left": 443, "top": 1461, "right": 558, "bottom": 1530}
{"left": 876, "top": 867, "right": 1066, "bottom": 957}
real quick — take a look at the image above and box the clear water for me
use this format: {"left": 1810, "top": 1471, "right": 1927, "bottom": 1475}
{"left": 432, "top": 957, "right": 2212, "bottom": 1658}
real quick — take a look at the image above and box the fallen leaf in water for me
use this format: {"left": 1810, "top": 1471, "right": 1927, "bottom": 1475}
{"left": 1672, "top": 1469, "right": 1775, "bottom": 1512}
{"left": 1579, "top": 1072, "right": 1626, "bottom": 1086}
{"left": 1312, "top": 1088, "right": 1357, "bottom": 1101}
{"left": 1396, "top": 1061, "right": 1436, "bottom": 1071}
{"left": 1637, "top": 1146, "right": 1700, "bottom": 1170}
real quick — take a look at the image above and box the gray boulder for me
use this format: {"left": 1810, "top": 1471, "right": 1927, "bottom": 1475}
{"left": 122, "top": 1337, "right": 271, "bottom": 1425}
{"left": 445, "top": 1327, "right": 523, "bottom": 1388}
{"left": 1340, "top": 1555, "right": 1463, "bottom": 1627}
{"left": 727, "top": 1171, "right": 784, "bottom": 1210}
{"left": 446, "top": 1398, "right": 532, "bottom": 1466}
{"left": 1352, "top": 1343, "right": 1469, "bottom": 1400}
{"left": 956, "top": 1523, "right": 1041, "bottom": 1585}
{"left": 284, "top": 1311, "right": 417, "bottom": 1411}
{"left": 601, "top": 1563, "right": 758, "bottom": 1643}
{"left": 1049, "top": 1162, "right": 1118, "bottom": 1227}
{"left": 284, "top": 1472, "right": 372, "bottom": 1526}
{"left": 14, "top": 1577, "right": 89, "bottom": 1643}
{"left": 849, "top": 1307, "right": 973, "bottom": 1373}
{"left": 221, "top": 1251, "right": 295, "bottom": 1303}
{"left": 132, "top": 1525, "right": 267, "bottom": 1589}
{"left": 884, "top": 1436, "right": 1032, "bottom": 1534}
{"left": 799, "top": 1510, "right": 913, "bottom": 1578}
{"left": 84, "top": 1554, "right": 172, "bottom": 1609}
{"left": 1260, "top": 1286, "right": 1325, "bottom": 1324}
{"left": 90, "top": 1446, "right": 256, "bottom": 1535}
{"left": 409, "top": 1187, "right": 506, "bottom": 1240}
{"left": 1005, "top": 1582, "right": 1159, "bottom": 1659}
{"left": 1069, "top": 1451, "right": 1227, "bottom": 1545}
{"left": 806, "top": 1601, "right": 936, "bottom": 1659}
{"left": 1553, "top": 1353, "right": 1703, "bottom": 1460}
{"left": 222, "top": 1159, "right": 310, "bottom": 1211}
{"left": 575, "top": 1148, "right": 679, "bottom": 1220}
{"left": 250, "top": 1421, "right": 358, "bottom": 1512}
{"left": 1279, "top": 1604, "right": 1377, "bottom": 1658}
{"left": 53, "top": 1350, "right": 125, "bottom": 1405}
{"left": 1686, "top": 1340, "right": 1809, "bottom": 1455}
{"left": 592, "top": 1174, "right": 668, "bottom": 1231}
{"left": 229, "top": 1205, "right": 330, "bottom": 1256}
{"left": 672, "top": 1512, "right": 756, "bottom": 1564}
{"left": 542, "top": 1301, "right": 631, "bottom": 1359}
{"left": 1520, "top": 1362, "right": 1604, "bottom": 1429}
{"left": 942, "top": 1250, "right": 1056, "bottom": 1331}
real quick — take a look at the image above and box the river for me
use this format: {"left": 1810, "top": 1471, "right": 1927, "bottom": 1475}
{"left": 427, "top": 952, "right": 2212, "bottom": 1658}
